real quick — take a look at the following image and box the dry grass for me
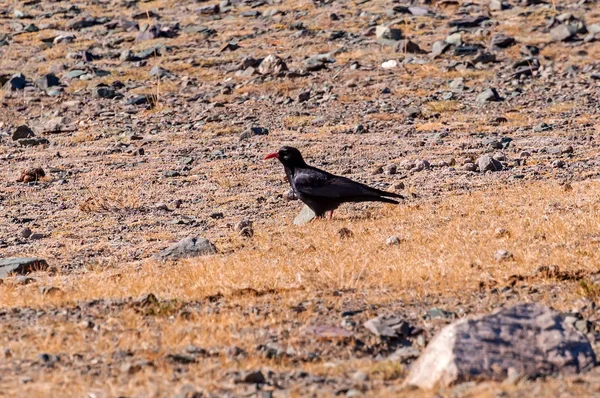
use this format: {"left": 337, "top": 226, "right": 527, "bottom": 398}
{"left": 2, "top": 180, "right": 599, "bottom": 308}
{"left": 0, "top": 181, "right": 599, "bottom": 396}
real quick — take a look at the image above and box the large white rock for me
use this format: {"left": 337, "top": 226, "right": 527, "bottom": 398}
{"left": 404, "top": 303, "right": 596, "bottom": 389}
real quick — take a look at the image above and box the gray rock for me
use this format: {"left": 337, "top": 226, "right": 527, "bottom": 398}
{"left": 238, "top": 370, "right": 266, "bottom": 384}
{"left": 389, "top": 346, "right": 421, "bottom": 362}
{"left": 386, "top": 236, "right": 401, "bottom": 246}
{"left": 414, "top": 160, "right": 430, "bottom": 172}
{"left": 404, "top": 303, "right": 596, "bottom": 389}
{"left": 155, "top": 237, "right": 217, "bottom": 261}
{"left": 149, "top": 66, "right": 172, "bottom": 78}
{"left": 53, "top": 35, "right": 76, "bottom": 45}
{"left": 294, "top": 205, "right": 316, "bottom": 226}
{"left": 395, "top": 39, "right": 422, "bottom": 53}
{"left": 0, "top": 258, "right": 49, "bottom": 278}
{"left": 551, "top": 24, "right": 577, "bottom": 42}
{"left": 18, "top": 137, "right": 49, "bottom": 147}
{"left": 490, "top": 33, "right": 516, "bottom": 49}
{"left": 534, "top": 122, "right": 552, "bottom": 132}
{"left": 67, "top": 70, "right": 86, "bottom": 79}
{"left": 35, "top": 73, "right": 60, "bottom": 90}
{"left": 364, "top": 315, "right": 411, "bottom": 337}
{"left": 428, "top": 307, "right": 456, "bottom": 319}
{"left": 445, "top": 33, "right": 462, "bottom": 46}
{"left": 257, "top": 54, "right": 288, "bottom": 75}
{"left": 476, "top": 88, "right": 501, "bottom": 104}
{"left": 552, "top": 160, "right": 566, "bottom": 168}
{"left": 376, "top": 25, "right": 402, "bottom": 41}
{"left": 3, "top": 73, "right": 27, "bottom": 90}
{"left": 12, "top": 125, "right": 35, "bottom": 141}
{"left": 490, "top": 0, "right": 510, "bottom": 10}
{"left": 239, "top": 126, "right": 269, "bottom": 140}
{"left": 431, "top": 41, "right": 451, "bottom": 57}
{"left": 406, "top": 107, "right": 420, "bottom": 118}
{"left": 94, "top": 86, "right": 117, "bottom": 99}
{"left": 494, "top": 249, "right": 513, "bottom": 261}
{"left": 39, "top": 286, "right": 61, "bottom": 296}
{"left": 477, "top": 154, "right": 503, "bottom": 172}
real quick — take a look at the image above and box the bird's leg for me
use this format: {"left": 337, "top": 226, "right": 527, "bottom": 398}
{"left": 329, "top": 210, "right": 334, "bottom": 220}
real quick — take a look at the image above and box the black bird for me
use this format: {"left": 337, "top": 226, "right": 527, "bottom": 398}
{"left": 264, "top": 146, "right": 404, "bottom": 218}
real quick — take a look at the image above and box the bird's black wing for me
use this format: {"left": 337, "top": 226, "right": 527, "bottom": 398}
{"left": 293, "top": 167, "right": 403, "bottom": 199}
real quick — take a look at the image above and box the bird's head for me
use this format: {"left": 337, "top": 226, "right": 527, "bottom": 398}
{"left": 264, "top": 146, "right": 306, "bottom": 167}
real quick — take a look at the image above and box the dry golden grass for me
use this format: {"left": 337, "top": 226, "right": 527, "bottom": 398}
{"left": 1, "top": 180, "right": 598, "bottom": 308}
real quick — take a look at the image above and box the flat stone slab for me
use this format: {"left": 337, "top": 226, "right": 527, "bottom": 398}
{"left": 294, "top": 205, "right": 316, "bottom": 226}
{"left": 155, "top": 237, "right": 217, "bottom": 261}
{"left": 0, "top": 258, "right": 49, "bottom": 278}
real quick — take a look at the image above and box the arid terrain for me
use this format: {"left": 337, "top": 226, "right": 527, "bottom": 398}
{"left": 1, "top": 0, "right": 600, "bottom": 396}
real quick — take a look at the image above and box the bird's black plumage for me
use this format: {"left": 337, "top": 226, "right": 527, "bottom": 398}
{"left": 265, "top": 146, "right": 404, "bottom": 217}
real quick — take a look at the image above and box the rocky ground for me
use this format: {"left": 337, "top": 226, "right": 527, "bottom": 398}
{"left": 1, "top": 0, "right": 600, "bottom": 396}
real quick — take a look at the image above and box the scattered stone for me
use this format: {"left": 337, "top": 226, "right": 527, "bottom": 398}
{"left": 428, "top": 307, "right": 456, "bottom": 320}
{"left": 490, "top": 0, "right": 511, "bottom": 10}
{"left": 149, "top": 65, "right": 172, "bottom": 78}
{"left": 551, "top": 24, "right": 577, "bottom": 42}
{"left": 464, "top": 162, "right": 477, "bottom": 172}
{"left": 389, "top": 346, "right": 421, "bottom": 362}
{"left": 239, "top": 126, "right": 269, "bottom": 140}
{"left": 94, "top": 86, "right": 117, "bottom": 99}
{"left": 0, "top": 258, "right": 49, "bottom": 278}
{"left": 404, "top": 303, "right": 596, "bottom": 389}
{"left": 476, "top": 88, "right": 502, "bottom": 104}
{"left": 364, "top": 315, "right": 411, "bottom": 337}
{"left": 534, "top": 122, "right": 552, "bottom": 132}
{"left": 257, "top": 54, "right": 288, "bottom": 75}
{"left": 395, "top": 39, "right": 422, "bottom": 53}
{"left": 381, "top": 60, "right": 398, "bottom": 69}
{"left": 494, "top": 249, "right": 513, "bottom": 262}
{"left": 298, "top": 90, "right": 311, "bottom": 102}
{"left": 20, "top": 227, "right": 32, "bottom": 239}
{"left": 494, "top": 228, "right": 510, "bottom": 238}
{"left": 237, "top": 371, "right": 266, "bottom": 384}
{"left": 39, "top": 286, "right": 61, "bottom": 296}
{"left": 235, "top": 220, "right": 254, "bottom": 238}
{"left": 448, "top": 15, "right": 489, "bottom": 28}
{"left": 445, "top": 33, "right": 462, "bottom": 46}
{"left": 431, "top": 41, "right": 451, "bottom": 57}
{"left": 490, "top": 33, "right": 516, "bottom": 49}
{"left": 338, "top": 227, "right": 354, "bottom": 239}
{"left": 35, "top": 73, "right": 60, "bottom": 90}
{"left": 53, "top": 35, "right": 76, "bottom": 45}
{"left": 477, "top": 154, "right": 503, "bottom": 172}
{"left": 414, "top": 160, "right": 430, "bottom": 172}
{"left": 12, "top": 125, "right": 35, "bottom": 141}
{"left": 376, "top": 25, "right": 402, "bottom": 41}
{"left": 386, "top": 236, "right": 401, "bottom": 245}
{"left": 155, "top": 237, "right": 217, "bottom": 261}
{"left": 384, "top": 164, "right": 397, "bottom": 175}
{"left": 294, "top": 205, "right": 316, "bottom": 226}
{"left": 17, "top": 137, "right": 49, "bottom": 147}
{"left": 17, "top": 168, "right": 45, "bottom": 183}
{"left": 354, "top": 124, "right": 368, "bottom": 134}
{"left": 552, "top": 160, "right": 566, "bottom": 169}
{"left": 3, "top": 73, "right": 27, "bottom": 90}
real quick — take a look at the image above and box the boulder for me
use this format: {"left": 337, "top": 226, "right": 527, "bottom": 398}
{"left": 404, "top": 303, "right": 596, "bottom": 389}
{"left": 0, "top": 258, "right": 49, "bottom": 278}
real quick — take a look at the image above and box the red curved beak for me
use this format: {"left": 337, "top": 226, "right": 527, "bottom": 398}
{"left": 264, "top": 152, "right": 279, "bottom": 160}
